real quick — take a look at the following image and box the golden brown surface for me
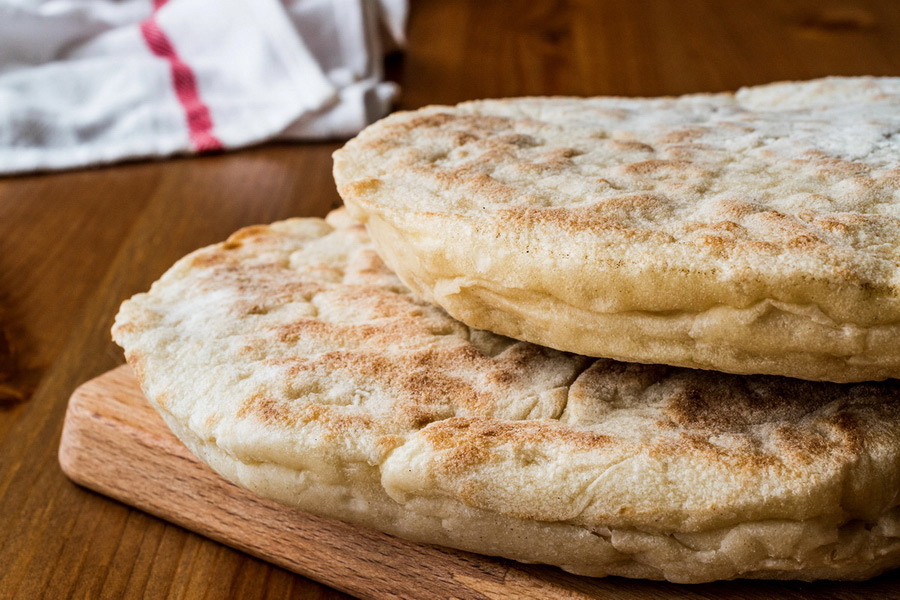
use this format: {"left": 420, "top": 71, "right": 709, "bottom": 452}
{"left": 4, "top": 1, "right": 900, "bottom": 597}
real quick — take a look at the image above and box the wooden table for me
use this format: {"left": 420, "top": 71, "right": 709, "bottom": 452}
{"left": 2, "top": 1, "right": 899, "bottom": 598}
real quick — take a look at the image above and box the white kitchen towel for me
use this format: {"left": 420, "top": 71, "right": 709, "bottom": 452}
{"left": 0, "top": 0, "right": 407, "bottom": 175}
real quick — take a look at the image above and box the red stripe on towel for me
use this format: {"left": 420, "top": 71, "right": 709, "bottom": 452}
{"left": 140, "top": 3, "right": 223, "bottom": 151}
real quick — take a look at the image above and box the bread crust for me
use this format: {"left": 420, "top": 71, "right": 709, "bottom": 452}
{"left": 113, "top": 213, "right": 900, "bottom": 582}
{"left": 333, "top": 77, "right": 900, "bottom": 381}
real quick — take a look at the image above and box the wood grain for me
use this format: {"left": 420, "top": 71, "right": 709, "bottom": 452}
{"left": 59, "top": 366, "right": 900, "bottom": 600}
{"left": 2, "top": 0, "right": 900, "bottom": 597}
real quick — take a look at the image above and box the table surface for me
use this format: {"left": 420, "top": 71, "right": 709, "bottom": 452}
{"left": 2, "top": 1, "right": 900, "bottom": 598}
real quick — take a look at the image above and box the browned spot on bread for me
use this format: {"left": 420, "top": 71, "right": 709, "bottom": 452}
{"left": 448, "top": 131, "right": 479, "bottom": 146}
{"left": 497, "top": 206, "right": 677, "bottom": 243}
{"left": 341, "top": 177, "right": 382, "bottom": 197}
{"left": 815, "top": 217, "right": 853, "bottom": 236}
{"left": 801, "top": 151, "right": 871, "bottom": 178}
{"left": 462, "top": 173, "right": 526, "bottom": 203}
{"left": 494, "top": 133, "right": 538, "bottom": 148}
{"left": 399, "top": 112, "right": 456, "bottom": 130}
{"left": 648, "top": 432, "right": 780, "bottom": 469}
{"left": 274, "top": 315, "right": 444, "bottom": 350}
{"left": 774, "top": 426, "right": 831, "bottom": 459}
{"left": 610, "top": 140, "right": 655, "bottom": 153}
{"left": 787, "top": 233, "right": 825, "bottom": 249}
{"left": 663, "top": 145, "right": 711, "bottom": 161}
{"left": 421, "top": 417, "right": 613, "bottom": 476}
{"left": 742, "top": 240, "right": 780, "bottom": 255}
{"left": 156, "top": 391, "right": 170, "bottom": 410}
{"left": 656, "top": 127, "right": 708, "bottom": 144}
{"left": 710, "top": 198, "right": 764, "bottom": 219}
{"left": 237, "top": 393, "right": 375, "bottom": 435}
{"left": 665, "top": 373, "right": 835, "bottom": 431}
{"left": 514, "top": 147, "right": 585, "bottom": 174}
{"left": 126, "top": 351, "right": 146, "bottom": 382}
{"left": 707, "top": 220, "right": 743, "bottom": 233}
{"left": 596, "top": 193, "right": 667, "bottom": 213}
{"left": 688, "top": 234, "right": 731, "bottom": 256}
{"left": 621, "top": 159, "right": 695, "bottom": 176}
{"left": 114, "top": 322, "right": 137, "bottom": 335}
{"left": 228, "top": 225, "right": 272, "bottom": 243}
{"left": 189, "top": 250, "right": 233, "bottom": 269}
{"left": 387, "top": 114, "right": 533, "bottom": 148}
{"left": 879, "top": 168, "right": 900, "bottom": 188}
{"left": 375, "top": 434, "right": 406, "bottom": 455}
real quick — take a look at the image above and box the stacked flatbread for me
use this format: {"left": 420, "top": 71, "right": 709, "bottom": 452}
{"left": 114, "top": 77, "right": 900, "bottom": 583}
{"left": 334, "top": 76, "right": 900, "bottom": 383}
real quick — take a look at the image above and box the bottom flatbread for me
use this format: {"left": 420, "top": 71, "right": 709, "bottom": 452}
{"left": 113, "top": 210, "right": 900, "bottom": 583}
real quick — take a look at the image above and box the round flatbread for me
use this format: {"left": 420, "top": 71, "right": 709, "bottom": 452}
{"left": 333, "top": 77, "right": 900, "bottom": 382}
{"left": 113, "top": 211, "right": 900, "bottom": 582}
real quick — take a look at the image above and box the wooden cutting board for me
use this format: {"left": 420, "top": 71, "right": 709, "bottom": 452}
{"left": 58, "top": 366, "right": 899, "bottom": 600}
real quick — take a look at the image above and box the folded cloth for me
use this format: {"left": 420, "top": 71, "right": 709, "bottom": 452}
{"left": 0, "top": 0, "right": 407, "bottom": 175}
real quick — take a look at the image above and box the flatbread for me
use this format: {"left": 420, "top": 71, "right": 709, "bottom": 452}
{"left": 333, "top": 77, "right": 900, "bottom": 382}
{"left": 113, "top": 211, "right": 900, "bottom": 582}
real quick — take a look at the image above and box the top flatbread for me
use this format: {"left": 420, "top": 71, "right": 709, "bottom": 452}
{"left": 112, "top": 211, "right": 900, "bottom": 582}
{"left": 333, "top": 77, "right": 900, "bottom": 382}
